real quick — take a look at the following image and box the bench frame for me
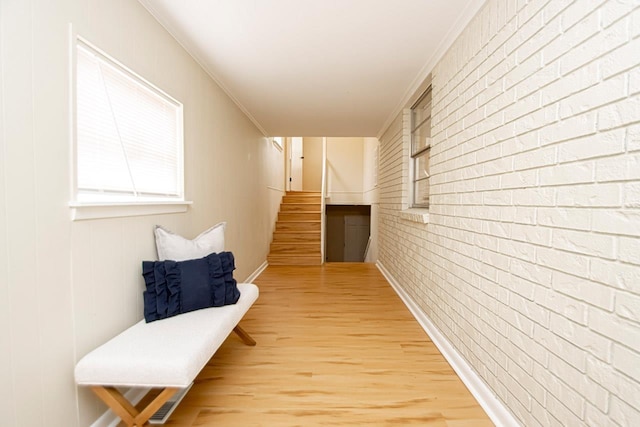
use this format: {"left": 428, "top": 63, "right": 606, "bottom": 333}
{"left": 89, "top": 325, "right": 256, "bottom": 427}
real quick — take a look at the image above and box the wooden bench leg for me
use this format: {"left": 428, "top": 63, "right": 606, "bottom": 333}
{"left": 233, "top": 325, "right": 256, "bottom": 346}
{"left": 91, "top": 386, "right": 179, "bottom": 427}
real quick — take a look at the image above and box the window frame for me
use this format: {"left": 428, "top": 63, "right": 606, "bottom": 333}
{"left": 410, "top": 86, "right": 432, "bottom": 209}
{"left": 70, "top": 34, "right": 191, "bottom": 220}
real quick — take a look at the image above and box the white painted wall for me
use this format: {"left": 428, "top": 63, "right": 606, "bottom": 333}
{"left": 0, "top": 1, "right": 283, "bottom": 426}
{"left": 362, "top": 137, "right": 379, "bottom": 203}
{"left": 378, "top": 1, "right": 640, "bottom": 426}
{"left": 363, "top": 137, "right": 379, "bottom": 262}
{"left": 326, "top": 137, "right": 364, "bottom": 204}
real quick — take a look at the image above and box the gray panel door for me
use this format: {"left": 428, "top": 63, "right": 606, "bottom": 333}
{"left": 344, "top": 215, "right": 370, "bottom": 262}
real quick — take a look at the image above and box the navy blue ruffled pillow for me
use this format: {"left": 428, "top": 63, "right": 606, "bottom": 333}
{"left": 142, "top": 251, "right": 241, "bottom": 323}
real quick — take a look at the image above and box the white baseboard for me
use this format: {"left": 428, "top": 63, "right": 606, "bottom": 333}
{"left": 244, "top": 260, "right": 268, "bottom": 283}
{"left": 376, "top": 262, "right": 521, "bottom": 427}
{"left": 90, "top": 387, "right": 150, "bottom": 427}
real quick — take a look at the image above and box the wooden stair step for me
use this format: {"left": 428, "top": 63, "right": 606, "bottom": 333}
{"left": 270, "top": 242, "right": 320, "bottom": 254}
{"left": 285, "top": 191, "right": 321, "bottom": 195}
{"left": 278, "top": 212, "right": 321, "bottom": 222}
{"left": 276, "top": 221, "right": 321, "bottom": 232}
{"left": 282, "top": 192, "right": 322, "bottom": 200}
{"left": 272, "top": 232, "right": 320, "bottom": 243}
{"left": 283, "top": 191, "right": 321, "bottom": 200}
{"left": 267, "top": 254, "right": 322, "bottom": 266}
{"left": 282, "top": 196, "right": 322, "bottom": 204}
{"left": 281, "top": 204, "right": 322, "bottom": 212}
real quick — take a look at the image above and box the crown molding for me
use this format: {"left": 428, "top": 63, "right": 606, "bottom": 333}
{"left": 137, "top": 0, "right": 269, "bottom": 137}
{"left": 376, "top": 0, "right": 488, "bottom": 139}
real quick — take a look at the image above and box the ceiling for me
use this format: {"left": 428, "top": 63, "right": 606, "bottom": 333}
{"left": 139, "top": 0, "right": 486, "bottom": 137}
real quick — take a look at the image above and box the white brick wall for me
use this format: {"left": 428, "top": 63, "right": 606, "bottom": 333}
{"left": 378, "top": 0, "right": 640, "bottom": 425}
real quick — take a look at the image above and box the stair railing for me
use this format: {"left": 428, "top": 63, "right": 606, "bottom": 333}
{"left": 321, "top": 137, "right": 327, "bottom": 264}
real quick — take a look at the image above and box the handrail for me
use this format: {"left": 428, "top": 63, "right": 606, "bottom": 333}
{"left": 363, "top": 236, "right": 371, "bottom": 262}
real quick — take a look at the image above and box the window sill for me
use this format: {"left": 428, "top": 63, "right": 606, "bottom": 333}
{"left": 69, "top": 201, "right": 193, "bottom": 221}
{"left": 400, "top": 208, "right": 430, "bottom": 224}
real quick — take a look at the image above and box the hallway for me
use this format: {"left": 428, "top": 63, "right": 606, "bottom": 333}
{"left": 139, "top": 264, "right": 491, "bottom": 426}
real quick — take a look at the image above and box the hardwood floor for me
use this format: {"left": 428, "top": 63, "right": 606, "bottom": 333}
{"left": 133, "top": 263, "right": 492, "bottom": 426}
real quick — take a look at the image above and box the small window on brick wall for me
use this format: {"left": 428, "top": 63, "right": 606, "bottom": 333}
{"left": 411, "top": 86, "right": 432, "bottom": 208}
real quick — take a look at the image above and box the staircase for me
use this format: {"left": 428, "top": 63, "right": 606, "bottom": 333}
{"left": 267, "top": 191, "right": 322, "bottom": 266}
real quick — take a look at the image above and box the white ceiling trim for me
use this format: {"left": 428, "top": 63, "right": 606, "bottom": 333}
{"left": 138, "top": 0, "right": 270, "bottom": 137}
{"left": 376, "top": 0, "right": 488, "bottom": 139}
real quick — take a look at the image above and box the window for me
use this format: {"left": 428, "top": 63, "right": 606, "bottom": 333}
{"left": 74, "top": 39, "right": 184, "bottom": 204}
{"left": 410, "top": 87, "right": 432, "bottom": 208}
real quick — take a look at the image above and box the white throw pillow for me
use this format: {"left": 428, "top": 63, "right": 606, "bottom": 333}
{"left": 154, "top": 222, "right": 226, "bottom": 261}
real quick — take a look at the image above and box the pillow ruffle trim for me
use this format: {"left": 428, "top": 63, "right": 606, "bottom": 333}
{"left": 163, "top": 261, "right": 182, "bottom": 318}
{"left": 142, "top": 251, "right": 241, "bottom": 323}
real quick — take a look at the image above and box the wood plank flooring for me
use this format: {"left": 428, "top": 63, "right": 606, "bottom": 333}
{"left": 133, "top": 263, "right": 492, "bottom": 426}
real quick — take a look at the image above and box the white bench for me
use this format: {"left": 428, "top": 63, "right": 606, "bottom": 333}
{"left": 75, "top": 283, "right": 259, "bottom": 427}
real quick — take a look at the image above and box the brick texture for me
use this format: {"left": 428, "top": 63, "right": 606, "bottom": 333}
{"left": 378, "top": 1, "right": 640, "bottom": 425}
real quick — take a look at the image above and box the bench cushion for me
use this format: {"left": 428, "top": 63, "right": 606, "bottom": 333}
{"left": 75, "top": 283, "right": 258, "bottom": 388}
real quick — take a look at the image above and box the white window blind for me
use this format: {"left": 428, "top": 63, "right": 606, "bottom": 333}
{"left": 75, "top": 40, "right": 183, "bottom": 203}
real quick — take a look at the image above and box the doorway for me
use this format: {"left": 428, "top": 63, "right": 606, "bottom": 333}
{"left": 325, "top": 205, "right": 371, "bottom": 262}
{"left": 286, "top": 137, "right": 323, "bottom": 192}
{"left": 289, "top": 137, "right": 303, "bottom": 191}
